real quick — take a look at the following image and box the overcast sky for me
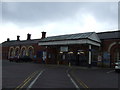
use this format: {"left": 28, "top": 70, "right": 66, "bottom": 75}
{"left": 0, "top": 2, "right": 118, "bottom": 43}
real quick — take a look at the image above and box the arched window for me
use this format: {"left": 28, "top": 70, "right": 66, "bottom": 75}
{"left": 113, "top": 48, "right": 120, "bottom": 62}
{"left": 20, "top": 46, "right": 26, "bottom": 57}
{"left": 9, "top": 47, "right": 15, "bottom": 58}
{"left": 15, "top": 47, "right": 20, "bottom": 57}
{"left": 21, "top": 48, "right": 26, "bottom": 57}
{"left": 109, "top": 42, "right": 120, "bottom": 64}
{"left": 28, "top": 46, "right": 34, "bottom": 58}
{"left": 10, "top": 48, "right": 14, "bottom": 57}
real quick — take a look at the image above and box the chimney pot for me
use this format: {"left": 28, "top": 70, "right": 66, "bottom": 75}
{"left": 7, "top": 38, "right": 10, "bottom": 42}
{"left": 41, "top": 31, "right": 46, "bottom": 39}
{"left": 17, "top": 35, "right": 20, "bottom": 41}
{"left": 27, "top": 33, "right": 31, "bottom": 40}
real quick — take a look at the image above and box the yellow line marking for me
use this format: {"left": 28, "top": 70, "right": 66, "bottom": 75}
{"left": 19, "top": 78, "right": 32, "bottom": 89}
{"left": 23, "top": 71, "right": 37, "bottom": 83}
{"left": 19, "top": 77, "right": 32, "bottom": 89}
{"left": 28, "top": 69, "right": 45, "bottom": 88}
{"left": 70, "top": 69, "right": 89, "bottom": 88}
{"left": 15, "top": 71, "right": 37, "bottom": 89}
{"left": 19, "top": 71, "right": 39, "bottom": 89}
{"left": 76, "top": 78, "right": 89, "bottom": 88}
{"left": 14, "top": 70, "right": 39, "bottom": 90}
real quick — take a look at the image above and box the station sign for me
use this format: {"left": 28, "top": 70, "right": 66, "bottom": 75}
{"left": 60, "top": 46, "right": 68, "bottom": 52}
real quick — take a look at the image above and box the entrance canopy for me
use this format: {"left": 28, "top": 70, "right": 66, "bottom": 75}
{"left": 38, "top": 32, "right": 101, "bottom": 46}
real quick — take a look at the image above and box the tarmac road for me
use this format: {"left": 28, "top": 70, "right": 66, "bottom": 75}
{"left": 2, "top": 60, "right": 44, "bottom": 88}
{"left": 31, "top": 66, "right": 76, "bottom": 88}
{"left": 70, "top": 67, "right": 119, "bottom": 88}
{"left": 2, "top": 60, "right": 78, "bottom": 89}
{"left": 2, "top": 60, "right": 120, "bottom": 89}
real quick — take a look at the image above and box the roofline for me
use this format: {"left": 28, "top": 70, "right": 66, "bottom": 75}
{"left": 45, "top": 32, "right": 95, "bottom": 38}
{"left": 39, "top": 37, "right": 101, "bottom": 43}
{"left": 97, "top": 30, "right": 120, "bottom": 34}
{"left": 100, "top": 38, "right": 120, "bottom": 40}
{"left": 2, "top": 38, "right": 41, "bottom": 43}
{"left": 38, "top": 39, "right": 101, "bottom": 46}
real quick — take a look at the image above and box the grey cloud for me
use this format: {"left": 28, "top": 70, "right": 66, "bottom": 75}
{"left": 92, "top": 3, "right": 117, "bottom": 23}
{"left": 2, "top": 2, "right": 118, "bottom": 27}
{"left": 118, "top": 2, "right": 120, "bottom": 29}
{"left": 2, "top": 2, "right": 80, "bottom": 24}
{"left": 77, "top": 2, "right": 118, "bottom": 23}
{"left": 0, "top": 2, "right": 2, "bottom": 22}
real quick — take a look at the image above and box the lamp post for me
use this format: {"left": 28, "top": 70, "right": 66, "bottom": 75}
{"left": 68, "top": 51, "right": 73, "bottom": 67}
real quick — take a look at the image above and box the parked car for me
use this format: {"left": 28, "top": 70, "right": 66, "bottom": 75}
{"left": 115, "top": 60, "right": 120, "bottom": 72}
{"left": 9, "top": 56, "right": 33, "bottom": 62}
{"left": 18, "top": 56, "right": 33, "bottom": 62}
{"left": 8, "top": 56, "right": 14, "bottom": 62}
{"left": 9, "top": 56, "right": 18, "bottom": 62}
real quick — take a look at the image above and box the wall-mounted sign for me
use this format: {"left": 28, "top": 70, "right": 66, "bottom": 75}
{"left": 98, "top": 55, "right": 102, "bottom": 61}
{"left": 60, "top": 46, "right": 68, "bottom": 52}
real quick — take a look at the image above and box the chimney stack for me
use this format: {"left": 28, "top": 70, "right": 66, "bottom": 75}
{"left": 27, "top": 33, "right": 31, "bottom": 40}
{"left": 41, "top": 31, "right": 46, "bottom": 39}
{"left": 7, "top": 38, "right": 10, "bottom": 42}
{"left": 17, "top": 35, "right": 20, "bottom": 41}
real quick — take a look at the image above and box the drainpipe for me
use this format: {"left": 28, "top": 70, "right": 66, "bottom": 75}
{"left": 88, "top": 45, "right": 92, "bottom": 68}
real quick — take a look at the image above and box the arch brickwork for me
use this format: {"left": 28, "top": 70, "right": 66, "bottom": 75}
{"left": 20, "top": 46, "right": 27, "bottom": 57}
{"left": 8, "top": 47, "right": 15, "bottom": 58}
{"left": 27, "top": 46, "right": 34, "bottom": 58}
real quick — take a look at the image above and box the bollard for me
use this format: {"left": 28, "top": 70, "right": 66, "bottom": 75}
{"left": 69, "top": 62, "right": 71, "bottom": 67}
{"left": 57, "top": 61, "right": 59, "bottom": 65}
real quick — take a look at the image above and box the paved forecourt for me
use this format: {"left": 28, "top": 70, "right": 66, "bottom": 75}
{"left": 2, "top": 60, "right": 120, "bottom": 89}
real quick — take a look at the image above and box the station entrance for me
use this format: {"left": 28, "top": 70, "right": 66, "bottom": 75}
{"left": 38, "top": 32, "right": 101, "bottom": 67}
{"left": 44, "top": 44, "right": 99, "bottom": 67}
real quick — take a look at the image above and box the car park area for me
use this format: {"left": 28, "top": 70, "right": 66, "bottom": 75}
{"left": 115, "top": 60, "right": 120, "bottom": 72}
{"left": 2, "top": 60, "right": 120, "bottom": 89}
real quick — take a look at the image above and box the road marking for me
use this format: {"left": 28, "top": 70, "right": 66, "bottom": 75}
{"left": 27, "top": 69, "right": 45, "bottom": 89}
{"left": 69, "top": 69, "right": 89, "bottom": 88}
{"left": 15, "top": 71, "right": 39, "bottom": 90}
{"left": 19, "top": 77, "right": 32, "bottom": 89}
{"left": 67, "top": 73, "right": 79, "bottom": 88}
{"left": 66, "top": 69, "right": 79, "bottom": 88}
{"left": 23, "top": 71, "right": 38, "bottom": 83}
{"left": 75, "top": 77, "right": 89, "bottom": 88}
{"left": 107, "top": 70, "right": 115, "bottom": 74}
{"left": 19, "top": 71, "right": 39, "bottom": 89}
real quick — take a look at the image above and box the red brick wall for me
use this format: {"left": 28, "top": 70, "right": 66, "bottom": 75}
{"left": 2, "top": 43, "right": 46, "bottom": 63}
{"left": 101, "top": 39, "right": 120, "bottom": 52}
{"left": 101, "top": 39, "right": 120, "bottom": 67}
{"left": 2, "top": 46, "right": 9, "bottom": 60}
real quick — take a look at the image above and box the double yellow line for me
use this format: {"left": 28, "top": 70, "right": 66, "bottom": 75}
{"left": 15, "top": 70, "right": 39, "bottom": 90}
{"left": 70, "top": 69, "right": 89, "bottom": 88}
{"left": 75, "top": 77, "right": 89, "bottom": 88}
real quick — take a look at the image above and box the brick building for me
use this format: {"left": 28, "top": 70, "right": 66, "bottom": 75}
{"left": 38, "top": 32, "right": 101, "bottom": 67}
{"left": 2, "top": 32, "right": 46, "bottom": 63}
{"left": 97, "top": 31, "right": 120, "bottom": 67}
{"left": 1, "top": 30, "right": 120, "bottom": 67}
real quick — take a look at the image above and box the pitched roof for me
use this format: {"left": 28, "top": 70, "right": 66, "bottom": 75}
{"left": 97, "top": 30, "right": 120, "bottom": 40}
{"left": 40, "top": 32, "right": 95, "bottom": 42}
{"left": 2, "top": 32, "right": 101, "bottom": 47}
{"left": 2, "top": 39, "right": 41, "bottom": 46}
{"left": 38, "top": 32, "right": 101, "bottom": 46}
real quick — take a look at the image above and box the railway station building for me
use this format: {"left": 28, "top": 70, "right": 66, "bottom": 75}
{"left": 1, "top": 30, "right": 120, "bottom": 67}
